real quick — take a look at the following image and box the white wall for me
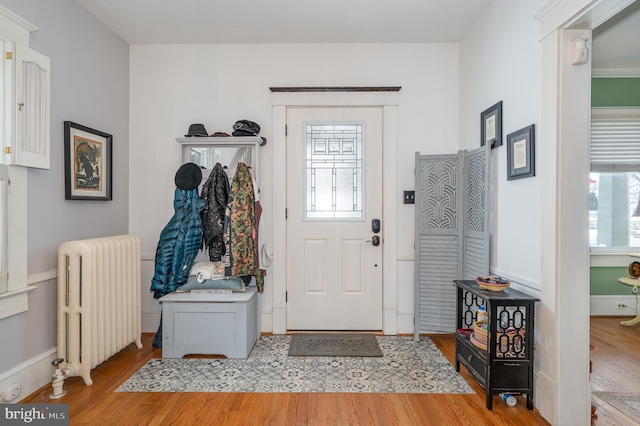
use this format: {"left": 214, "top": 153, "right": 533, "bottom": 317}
{"left": 459, "top": 0, "right": 544, "bottom": 291}
{"left": 129, "top": 43, "right": 460, "bottom": 333}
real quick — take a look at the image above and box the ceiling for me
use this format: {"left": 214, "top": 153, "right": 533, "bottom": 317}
{"left": 76, "top": 0, "right": 639, "bottom": 73}
{"left": 76, "top": 0, "right": 493, "bottom": 44}
{"left": 592, "top": 0, "right": 640, "bottom": 73}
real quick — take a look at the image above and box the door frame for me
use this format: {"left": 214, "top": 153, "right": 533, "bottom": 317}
{"left": 271, "top": 88, "right": 400, "bottom": 335}
{"left": 536, "top": 0, "right": 637, "bottom": 423}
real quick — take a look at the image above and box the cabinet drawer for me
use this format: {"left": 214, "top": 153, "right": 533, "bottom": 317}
{"left": 457, "top": 338, "right": 487, "bottom": 384}
{"left": 492, "top": 361, "right": 530, "bottom": 388}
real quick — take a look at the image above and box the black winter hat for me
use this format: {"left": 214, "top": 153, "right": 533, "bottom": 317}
{"left": 175, "top": 163, "right": 202, "bottom": 190}
{"left": 232, "top": 120, "right": 260, "bottom": 136}
{"left": 185, "top": 123, "right": 208, "bottom": 137}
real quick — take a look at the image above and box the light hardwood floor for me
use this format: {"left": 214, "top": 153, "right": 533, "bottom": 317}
{"left": 22, "top": 336, "right": 547, "bottom": 425}
{"left": 19, "top": 317, "right": 634, "bottom": 425}
{"left": 590, "top": 316, "right": 640, "bottom": 426}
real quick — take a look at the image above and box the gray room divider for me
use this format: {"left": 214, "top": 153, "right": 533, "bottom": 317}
{"left": 414, "top": 145, "right": 489, "bottom": 337}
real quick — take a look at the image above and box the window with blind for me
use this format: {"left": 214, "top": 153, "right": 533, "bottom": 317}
{"left": 590, "top": 108, "right": 640, "bottom": 249}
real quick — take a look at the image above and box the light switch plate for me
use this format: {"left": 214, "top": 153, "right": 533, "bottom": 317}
{"left": 404, "top": 191, "right": 415, "bottom": 204}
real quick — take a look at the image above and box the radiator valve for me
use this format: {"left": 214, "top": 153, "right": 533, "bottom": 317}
{"left": 49, "top": 358, "right": 69, "bottom": 399}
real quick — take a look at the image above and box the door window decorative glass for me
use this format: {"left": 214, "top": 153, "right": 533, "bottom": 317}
{"left": 305, "top": 123, "right": 363, "bottom": 219}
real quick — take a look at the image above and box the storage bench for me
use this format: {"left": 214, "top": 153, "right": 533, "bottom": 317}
{"left": 160, "top": 287, "right": 258, "bottom": 359}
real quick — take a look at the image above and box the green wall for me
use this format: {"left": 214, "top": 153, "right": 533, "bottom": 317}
{"left": 592, "top": 78, "right": 640, "bottom": 107}
{"left": 590, "top": 78, "right": 640, "bottom": 296}
{"left": 590, "top": 266, "right": 639, "bottom": 295}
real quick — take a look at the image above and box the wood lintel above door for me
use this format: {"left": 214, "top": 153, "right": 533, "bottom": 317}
{"left": 269, "top": 86, "right": 401, "bottom": 93}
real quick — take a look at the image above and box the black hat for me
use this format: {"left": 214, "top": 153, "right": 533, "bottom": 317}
{"left": 185, "top": 123, "right": 208, "bottom": 137}
{"left": 232, "top": 120, "right": 260, "bottom": 136}
{"left": 175, "top": 163, "right": 202, "bottom": 190}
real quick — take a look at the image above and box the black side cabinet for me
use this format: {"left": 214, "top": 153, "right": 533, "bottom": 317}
{"left": 454, "top": 279, "right": 539, "bottom": 410}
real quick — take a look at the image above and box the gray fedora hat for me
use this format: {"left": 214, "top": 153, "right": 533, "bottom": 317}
{"left": 185, "top": 123, "right": 209, "bottom": 137}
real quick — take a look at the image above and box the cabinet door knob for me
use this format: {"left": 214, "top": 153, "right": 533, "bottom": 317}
{"left": 18, "top": 103, "right": 24, "bottom": 111}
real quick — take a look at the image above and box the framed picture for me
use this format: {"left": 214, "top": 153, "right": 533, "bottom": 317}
{"left": 481, "top": 101, "right": 503, "bottom": 148}
{"left": 64, "top": 121, "right": 112, "bottom": 200}
{"left": 507, "top": 124, "right": 535, "bottom": 180}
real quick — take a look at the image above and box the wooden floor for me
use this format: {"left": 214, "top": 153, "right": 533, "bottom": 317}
{"left": 20, "top": 317, "right": 636, "bottom": 425}
{"left": 23, "top": 335, "right": 548, "bottom": 425}
{"left": 590, "top": 316, "right": 640, "bottom": 426}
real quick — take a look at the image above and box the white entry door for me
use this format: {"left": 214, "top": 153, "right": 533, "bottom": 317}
{"left": 286, "top": 107, "right": 383, "bottom": 330}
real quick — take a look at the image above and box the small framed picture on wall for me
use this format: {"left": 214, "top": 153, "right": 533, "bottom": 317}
{"left": 481, "top": 101, "right": 503, "bottom": 148}
{"left": 64, "top": 121, "right": 113, "bottom": 200}
{"left": 506, "top": 124, "right": 535, "bottom": 180}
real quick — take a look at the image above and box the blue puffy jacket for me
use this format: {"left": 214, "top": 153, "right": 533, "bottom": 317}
{"left": 150, "top": 188, "right": 205, "bottom": 299}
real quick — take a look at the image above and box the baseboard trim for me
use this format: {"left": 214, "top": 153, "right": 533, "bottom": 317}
{"left": 142, "top": 312, "right": 161, "bottom": 334}
{"left": 0, "top": 347, "right": 57, "bottom": 403}
{"left": 397, "top": 311, "right": 414, "bottom": 335}
{"left": 535, "top": 370, "right": 556, "bottom": 424}
{"left": 590, "top": 295, "right": 639, "bottom": 316}
{"left": 260, "top": 312, "right": 273, "bottom": 333}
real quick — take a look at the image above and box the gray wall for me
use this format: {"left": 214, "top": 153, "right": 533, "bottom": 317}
{"left": 0, "top": 0, "right": 129, "bottom": 371}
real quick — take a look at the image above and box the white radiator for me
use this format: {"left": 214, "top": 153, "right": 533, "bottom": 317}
{"left": 57, "top": 235, "right": 143, "bottom": 386}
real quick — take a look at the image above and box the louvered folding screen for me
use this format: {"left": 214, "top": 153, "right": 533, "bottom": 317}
{"left": 462, "top": 147, "right": 490, "bottom": 280}
{"left": 414, "top": 146, "right": 489, "bottom": 337}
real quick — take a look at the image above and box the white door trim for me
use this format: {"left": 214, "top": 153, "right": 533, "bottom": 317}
{"left": 536, "top": 0, "right": 637, "bottom": 424}
{"left": 271, "top": 90, "right": 399, "bottom": 335}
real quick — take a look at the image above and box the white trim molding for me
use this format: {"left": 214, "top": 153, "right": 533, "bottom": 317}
{"left": 536, "top": 0, "right": 637, "bottom": 40}
{"left": 535, "top": 0, "right": 638, "bottom": 424}
{"left": 0, "top": 285, "right": 37, "bottom": 320}
{"left": 0, "top": 5, "right": 37, "bottom": 46}
{"left": 0, "top": 347, "right": 56, "bottom": 403}
{"left": 0, "top": 269, "right": 53, "bottom": 319}
{"left": 590, "top": 295, "right": 639, "bottom": 315}
{"left": 0, "top": 5, "right": 38, "bottom": 33}
{"left": 271, "top": 88, "right": 399, "bottom": 335}
{"left": 27, "top": 269, "right": 57, "bottom": 285}
{"left": 592, "top": 68, "right": 640, "bottom": 78}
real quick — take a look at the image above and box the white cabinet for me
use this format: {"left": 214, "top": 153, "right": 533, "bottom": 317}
{"left": 160, "top": 288, "right": 259, "bottom": 358}
{"left": 2, "top": 40, "right": 50, "bottom": 169}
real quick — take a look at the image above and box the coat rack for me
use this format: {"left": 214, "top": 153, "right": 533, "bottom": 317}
{"left": 176, "top": 136, "right": 261, "bottom": 184}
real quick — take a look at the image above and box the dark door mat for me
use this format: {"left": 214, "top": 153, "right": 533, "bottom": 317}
{"left": 287, "top": 333, "right": 382, "bottom": 357}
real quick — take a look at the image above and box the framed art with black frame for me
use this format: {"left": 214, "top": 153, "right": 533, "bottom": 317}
{"left": 64, "top": 121, "right": 112, "bottom": 200}
{"left": 481, "top": 101, "right": 503, "bottom": 148}
{"left": 506, "top": 124, "right": 535, "bottom": 181}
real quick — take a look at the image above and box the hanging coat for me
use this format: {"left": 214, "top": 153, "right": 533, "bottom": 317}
{"left": 200, "top": 163, "right": 229, "bottom": 261}
{"left": 223, "top": 162, "right": 265, "bottom": 291}
{"left": 150, "top": 188, "right": 205, "bottom": 299}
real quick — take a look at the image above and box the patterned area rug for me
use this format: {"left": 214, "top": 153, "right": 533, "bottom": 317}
{"left": 288, "top": 333, "right": 382, "bottom": 357}
{"left": 116, "top": 335, "right": 474, "bottom": 394}
{"left": 593, "top": 391, "right": 640, "bottom": 422}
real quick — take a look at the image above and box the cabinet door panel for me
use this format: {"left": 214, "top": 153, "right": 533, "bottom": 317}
{"left": 492, "top": 361, "right": 530, "bottom": 388}
{"left": 5, "top": 41, "right": 51, "bottom": 169}
{"left": 456, "top": 337, "right": 487, "bottom": 385}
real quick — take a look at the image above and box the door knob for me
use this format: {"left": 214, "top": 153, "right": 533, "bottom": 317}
{"left": 366, "top": 236, "right": 380, "bottom": 246}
